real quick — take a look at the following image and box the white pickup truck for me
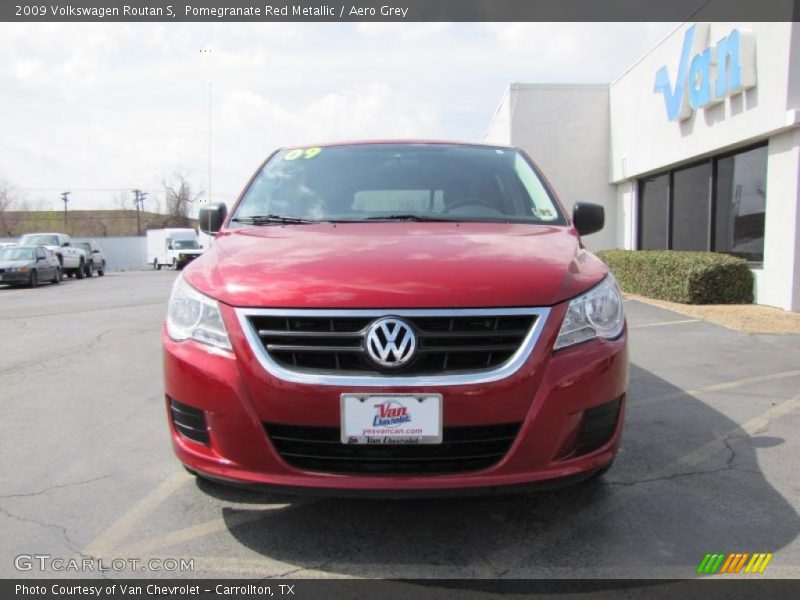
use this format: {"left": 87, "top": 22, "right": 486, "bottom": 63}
{"left": 18, "top": 232, "right": 88, "bottom": 279}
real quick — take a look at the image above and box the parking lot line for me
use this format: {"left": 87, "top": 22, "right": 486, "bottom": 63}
{"left": 536, "top": 393, "right": 800, "bottom": 553}
{"left": 82, "top": 471, "right": 189, "bottom": 558}
{"left": 629, "top": 319, "right": 700, "bottom": 329}
{"left": 114, "top": 507, "right": 289, "bottom": 556}
{"left": 677, "top": 393, "right": 800, "bottom": 468}
{"left": 633, "top": 370, "right": 800, "bottom": 407}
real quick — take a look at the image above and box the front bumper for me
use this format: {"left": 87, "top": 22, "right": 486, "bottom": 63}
{"left": 0, "top": 271, "right": 31, "bottom": 284}
{"left": 163, "top": 302, "right": 628, "bottom": 494}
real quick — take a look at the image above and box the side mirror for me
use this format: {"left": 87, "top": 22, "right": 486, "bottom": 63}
{"left": 92, "top": 249, "right": 100, "bottom": 254}
{"left": 199, "top": 203, "right": 228, "bottom": 235}
{"left": 572, "top": 202, "right": 605, "bottom": 237}
{"left": 61, "top": 241, "right": 70, "bottom": 247}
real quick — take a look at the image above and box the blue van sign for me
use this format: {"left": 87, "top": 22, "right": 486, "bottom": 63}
{"left": 654, "top": 23, "right": 756, "bottom": 122}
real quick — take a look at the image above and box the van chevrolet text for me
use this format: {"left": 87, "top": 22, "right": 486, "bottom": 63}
{"left": 163, "top": 141, "right": 628, "bottom": 495}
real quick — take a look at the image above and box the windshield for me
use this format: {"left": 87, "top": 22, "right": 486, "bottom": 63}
{"left": 0, "top": 247, "right": 35, "bottom": 261}
{"left": 232, "top": 144, "right": 566, "bottom": 225}
{"left": 173, "top": 240, "right": 199, "bottom": 249}
{"left": 75, "top": 242, "right": 91, "bottom": 252}
{"left": 19, "top": 234, "right": 59, "bottom": 246}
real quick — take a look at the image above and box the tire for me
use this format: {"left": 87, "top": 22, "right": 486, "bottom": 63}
{"left": 172, "top": 258, "right": 177, "bottom": 270}
{"left": 76, "top": 260, "right": 85, "bottom": 280}
{"left": 154, "top": 258, "right": 161, "bottom": 271}
{"left": 28, "top": 270, "right": 38, "bottom": 288}
{"left": 98, "top": 261, "right": 105, "bottom": 276}
{"left": 85, "top": 261, "right": 94, "bottom": 278}
{"left": 52, "top": 267, "right": 61, "bottom": 284}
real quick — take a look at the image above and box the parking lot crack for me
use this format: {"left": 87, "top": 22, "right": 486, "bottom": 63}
{"left": 0, "top": 505, "right": 110, "bottom": 578}
{"left": 0, "top": 475, "right": 109, "bottom": 499}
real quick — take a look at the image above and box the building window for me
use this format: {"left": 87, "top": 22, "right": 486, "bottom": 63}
{"left": 672, "top": 162, "right": 711, "bottom": 251}
{"left": 714, "top": 145, "right": 768, "bottom": 262}
{"left": 638, "top": 173, "right": 669, "bottom": 250}
{"left": 637, "top": 143, "right": 767, "bottom": 264}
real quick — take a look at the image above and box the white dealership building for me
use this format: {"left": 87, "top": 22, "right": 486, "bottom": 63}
{"left": 485, "top": 22, "right": 800, "bottom": 312}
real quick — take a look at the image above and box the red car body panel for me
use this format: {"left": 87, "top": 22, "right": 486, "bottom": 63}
{"left": 183, "top": 223, "right": 607, "bottom": 309}
{"left": 163, "top": 142, "right": 629, "bottom": 494}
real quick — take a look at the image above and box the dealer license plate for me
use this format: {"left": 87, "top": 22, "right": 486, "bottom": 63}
{"left": 340, "top": 393, "right": 443, "bottom": 445}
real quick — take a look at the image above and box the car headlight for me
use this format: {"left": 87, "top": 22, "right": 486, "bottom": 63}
{"left": 166, "top": 275, "right": 232, "bottom": 351}
{"left": 9, "top": 266, "right": 29, "bottom": 273}
{"left": 554, "top": 275, "right": 624, "bottom": 350}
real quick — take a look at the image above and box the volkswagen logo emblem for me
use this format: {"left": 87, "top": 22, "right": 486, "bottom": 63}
{"left": 365, "top": 318, "right": 417, "bottom": 368}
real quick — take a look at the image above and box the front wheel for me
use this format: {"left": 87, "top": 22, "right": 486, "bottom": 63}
{"left": 51, "top": 268, "right": 61, "bottom": 284}
{"left": 76, "top": 261, "right": 85, "bottom": 280}
{"left": 98, "top": 261, "right": 105, "bottom": 276}
{"left": 28, "top": 270, "right": 38, "bottom": 288}
{"left": 85, "top": 261, "right": 94, "bottom": 278}
{"left": 153, "top": 258, "right": 161, "bottom": 271}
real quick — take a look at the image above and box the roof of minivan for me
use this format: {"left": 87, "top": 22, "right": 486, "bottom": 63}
{"left": 280, "top": 140, "right": 516, "bottom": 151}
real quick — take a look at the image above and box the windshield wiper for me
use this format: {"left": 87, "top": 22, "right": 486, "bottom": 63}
{"left": 359, "top": 214, "right": 456, "bottom": 222}
{"left": 231, "top": 214, "right": 318, "bottom": 225}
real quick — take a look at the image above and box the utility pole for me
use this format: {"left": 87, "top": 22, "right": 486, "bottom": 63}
{"left": 132, "top": 189, "right": 149, "bottom": 235}
{"left": 61, "top": 192, "right": 70, "bottom": 230}
{"left": 132, "top": 189, "right": 148, "bottom": 236}
{"left": 132, "top": 189, "right": 141, "bottom": 235}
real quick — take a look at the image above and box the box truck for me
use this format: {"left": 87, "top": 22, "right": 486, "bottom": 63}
{"left": 147, "top": 228, "right": 204, "bottom": 270}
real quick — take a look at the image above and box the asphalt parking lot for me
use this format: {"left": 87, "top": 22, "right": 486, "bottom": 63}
{"left": 1, "top": 271, "right": 799, "bottom": 579}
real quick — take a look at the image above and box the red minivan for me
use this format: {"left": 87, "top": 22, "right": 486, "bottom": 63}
{"left": 163, "top": 141, "right": 628, "bottom": 495}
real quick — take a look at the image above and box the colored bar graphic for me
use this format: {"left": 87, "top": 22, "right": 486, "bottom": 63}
{"left": 698, "top": 552, "right": 772, "bottom": 574}
{"left": 734, "top": 553, "right": 750, "bottom": 573}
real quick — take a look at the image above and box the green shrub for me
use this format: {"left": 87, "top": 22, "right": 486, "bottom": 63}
{"left": 595, "top": 250, "right": 754, "bottom": 305}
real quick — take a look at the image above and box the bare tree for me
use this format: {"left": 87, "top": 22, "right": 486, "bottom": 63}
{"left": 162, "top": 171, "right": 203, "bottom": 223}
{"left": 0, "top": 178, "right": 22, "bottom": 236}
{"left": 113, "top": 191, "right": 131, "bottom": 211}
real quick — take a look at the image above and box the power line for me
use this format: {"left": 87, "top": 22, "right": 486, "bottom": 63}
{"left": 17, "top": 188, "right": 156, "bottom": 192}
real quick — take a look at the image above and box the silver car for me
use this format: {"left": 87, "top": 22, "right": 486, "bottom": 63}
{"left": 0, "top": 245, "right": 61, "bottom": 287}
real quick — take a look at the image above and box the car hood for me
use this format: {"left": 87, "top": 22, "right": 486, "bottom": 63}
{"left": 184, "top": 222, "right": 608, "bottom": 308}
{"left": 0, "top": 260, "right": 33, "bottom": 269}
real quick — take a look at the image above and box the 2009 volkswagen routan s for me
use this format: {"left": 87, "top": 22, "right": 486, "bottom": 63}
{"left": 163, "top": 141, "right": 628, "bottom": 495}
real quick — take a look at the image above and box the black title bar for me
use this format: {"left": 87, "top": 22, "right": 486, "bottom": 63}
{"left": 6, "top": 580, "right": 800, "bottom": 599}
{"left": 2, "top": 0, "right": 799, "bottom": 22}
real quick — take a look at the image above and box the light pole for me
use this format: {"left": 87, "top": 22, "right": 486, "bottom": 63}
{"left": 200, "top": 47, "right": 213, "bottom": 207}
{"left": 208, "top": 80, "right": 213, "bottom": 206}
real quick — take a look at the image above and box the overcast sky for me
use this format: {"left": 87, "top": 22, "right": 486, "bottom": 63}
{"left": 0, "top": 22, "right": 678, "bottom": 213}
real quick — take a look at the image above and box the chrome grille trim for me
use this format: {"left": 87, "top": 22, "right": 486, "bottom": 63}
{"left": 235, "top": 307, "right": 551, "bottom": 387}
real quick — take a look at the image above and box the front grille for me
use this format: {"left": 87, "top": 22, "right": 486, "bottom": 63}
{"left": 168, "top": 397, "right": 209, "bottom": 445}
{"left": 265, "top": 422, "right": 521, "bottom": 475}
{"left": 576, "top": 396, "right": 622, "bottom": 455}
{"left": 248, "top": 313, "right": 537, "bottom": 376}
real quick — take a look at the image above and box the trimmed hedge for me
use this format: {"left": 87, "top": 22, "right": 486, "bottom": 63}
{"left": 596, "top": 250, "right": 754, "bottom": 305}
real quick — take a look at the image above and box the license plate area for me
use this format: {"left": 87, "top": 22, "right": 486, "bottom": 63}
{"left": 340, "top": 393, "right": 443, "bottom": 445}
